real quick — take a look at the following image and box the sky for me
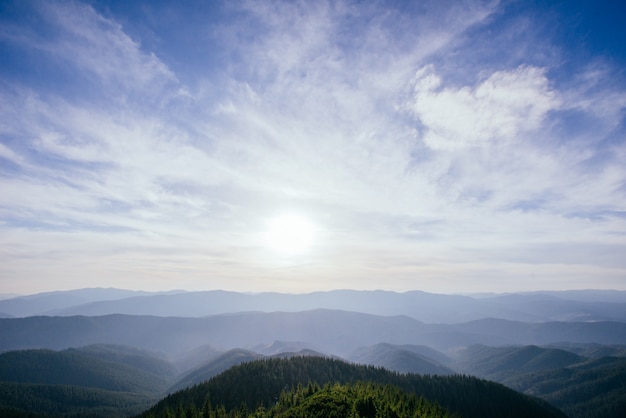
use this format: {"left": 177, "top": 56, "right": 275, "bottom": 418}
{"left": 1, "top": 0, "right": 625, "bottom": 295}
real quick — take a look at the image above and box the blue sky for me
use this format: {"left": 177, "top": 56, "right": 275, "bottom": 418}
{"left": 1, "top": 0, "right": 625, "bottom": 294}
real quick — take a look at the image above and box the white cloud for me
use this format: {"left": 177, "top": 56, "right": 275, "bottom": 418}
{"left": 2, "top": 0, "right": 626, "bottom": 293}
{"left": 408, "top": 65, "right": 559, "bottom": 150}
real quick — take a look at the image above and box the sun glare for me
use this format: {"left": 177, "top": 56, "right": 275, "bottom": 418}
{"left": 266, "top": 213, "right": 316, "bottom": 255}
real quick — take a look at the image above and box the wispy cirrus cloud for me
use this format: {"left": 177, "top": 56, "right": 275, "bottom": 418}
{"left": 32, "top": 1, "right": 175, "bottom": 94}
{"left": 0, "top": 0, "right": 625, "bottom": 293}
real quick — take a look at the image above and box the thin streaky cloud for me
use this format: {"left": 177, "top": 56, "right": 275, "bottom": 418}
{"left": 0, "top": 0, "right": 625, "bottom": 294}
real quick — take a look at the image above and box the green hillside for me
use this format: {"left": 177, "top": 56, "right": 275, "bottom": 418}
{"left": 0, "top": 345, "right": 179, "bottom": 417}
{"left": 73, "top": 344, "right": 178, "bottom": 379}
{"left": 195, "top": 381, "right": 451, "bottom": 418}
{"left": 0, "top": 347, "right": 176, "bottom": 394}
{"left": 0, "top": 381, "right": 155, "bottom": 417}
{"left": 140, "top": 356, "right": 566, "bottom": 418}
{"left": 2, "top": 343, "right": 623, "bottom": 417}
{"left": 168, "top": 349, "right": 261, "bottom": 393}
{"left": 455, "top": 344, "right": 584, "bottom": 380}
{"left": 349, "top": 343, "right": 453, "bottom": 375}
{"left": 504, "top": 356, "right": 626, "bottom": 418}
{"left": 451, "top": 344, "right": 626, "bottom": 417}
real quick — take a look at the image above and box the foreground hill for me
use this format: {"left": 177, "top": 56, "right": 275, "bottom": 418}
{"left": 2, "top": 311, "right": 626, "bottom": 356}
{"left": 1, "top": 342, "right": 624, "bottom": 417}
{"left": 269, "top": 381, "right": 451, "bottom": 418}
{"left": 169, "top": 348, "right": 337, "bottom": 393}
{"left": 157, "top": 381, "right": 452, "bottom": 418}
{"left": 140, "top": 356, "right": 565, "bottom": 418}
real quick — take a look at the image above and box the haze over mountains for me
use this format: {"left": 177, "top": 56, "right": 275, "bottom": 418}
{"left": 2, "top": 288, "right": 625, "bottom": 322}
{"left": 1, "top": 288, "right": 625, "bottom": 417}
{"left": 2, "top": 288, "right": 626, "bottom": 358}
{"left": 3, "top": 310, "right": 626, "bottom": 357}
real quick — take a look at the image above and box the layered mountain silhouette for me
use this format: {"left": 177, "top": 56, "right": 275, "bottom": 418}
{"left": 2, "top": 288, "right": 625, "bottom": 322}
{"left": 1, "top": 288, "right": 625, "bottom": 417}
{"left": 1, "top": 340, "right": 625, "bottom": 418}
{"left": 348, "top": 343, "right": 454, "bottom": 375}
{"left": 2, "top": 310, "right": 626, "bottom": 356}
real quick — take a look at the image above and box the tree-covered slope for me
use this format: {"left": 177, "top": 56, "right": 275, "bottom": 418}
{"left": 139, "top": 356, "right": 566, "bottom": 418}
{"left": 450, "top": 344, "right": 626, "bottom": 417}
{"left": 0, "top": 345, "right": 180, "bottom": 417}
{"left": 0, "top": 347, "right": 176, "bottom": 394}
{"left": 546, "top": 342, "right": 626, "bottom": 359}
{"left": 168, "top": 348, "right": 262, "bottom": 393}
{"left": 73, "top": 344, "right": 178, "bottom": 379}
{"left": 349, "top": 343, "right": 453, "bottom": 375}
{"left": 0, "top": 381, "right": 156, "bottom": 418}
{"left": 504, "top": 356, "right": 626, "bottom": 418}
{"left": 207, "top": 381, "right": 451, "bottom": 418}
{"left": 454, "top": 344, "right": 585, "bottom": 380}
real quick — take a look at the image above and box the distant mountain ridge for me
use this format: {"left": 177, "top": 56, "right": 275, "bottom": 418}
{"left": 0, "top": 288, "right": 183, "bottom": 318}
{"left": 1, "top": 287, "right": 625, "bottom": 323}
{"left": 2, "top": 310, "right": 626, "bottom": 356}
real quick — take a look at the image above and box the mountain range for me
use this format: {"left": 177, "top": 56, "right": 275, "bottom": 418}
{"left": 1, "top": 287, "right": 625, "bottom": 417}
{"left": 2, "top": 288, "right": 625, "bottom": 322}
{"left": 2, "top": 310, "right": 626, "bottom": 356}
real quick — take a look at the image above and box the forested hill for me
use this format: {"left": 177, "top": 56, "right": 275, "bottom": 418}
{"left": 0, "top": 346, "right": 178, "bottom": 417}
{"left": 139, "top": 356, "right": 566, "bottom": 418}
{"left": 0, "top": 346, "right": 176, "bottom": 393}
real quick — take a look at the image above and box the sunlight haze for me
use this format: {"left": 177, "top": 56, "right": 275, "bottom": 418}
{"left": 265, "top": 213, "right": 317, "bottom": 255}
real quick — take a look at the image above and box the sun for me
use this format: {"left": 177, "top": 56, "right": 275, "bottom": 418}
{"left": 265, "top": 213, "right": 316, "bottom": 255}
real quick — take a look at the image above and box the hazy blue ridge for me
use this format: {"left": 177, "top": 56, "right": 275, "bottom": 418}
{"left": 2, "top": 288, "right": 625, "bottom": 323}
{"left": 2, "top": 312, "right": 626, "bottom": 356}
{"left": 348, "top": 342, "right": 454, "bottom": 375}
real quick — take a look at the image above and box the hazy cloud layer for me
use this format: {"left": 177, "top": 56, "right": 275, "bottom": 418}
{"left": 1, "top": 0, "right": 625, "bottom": 293}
